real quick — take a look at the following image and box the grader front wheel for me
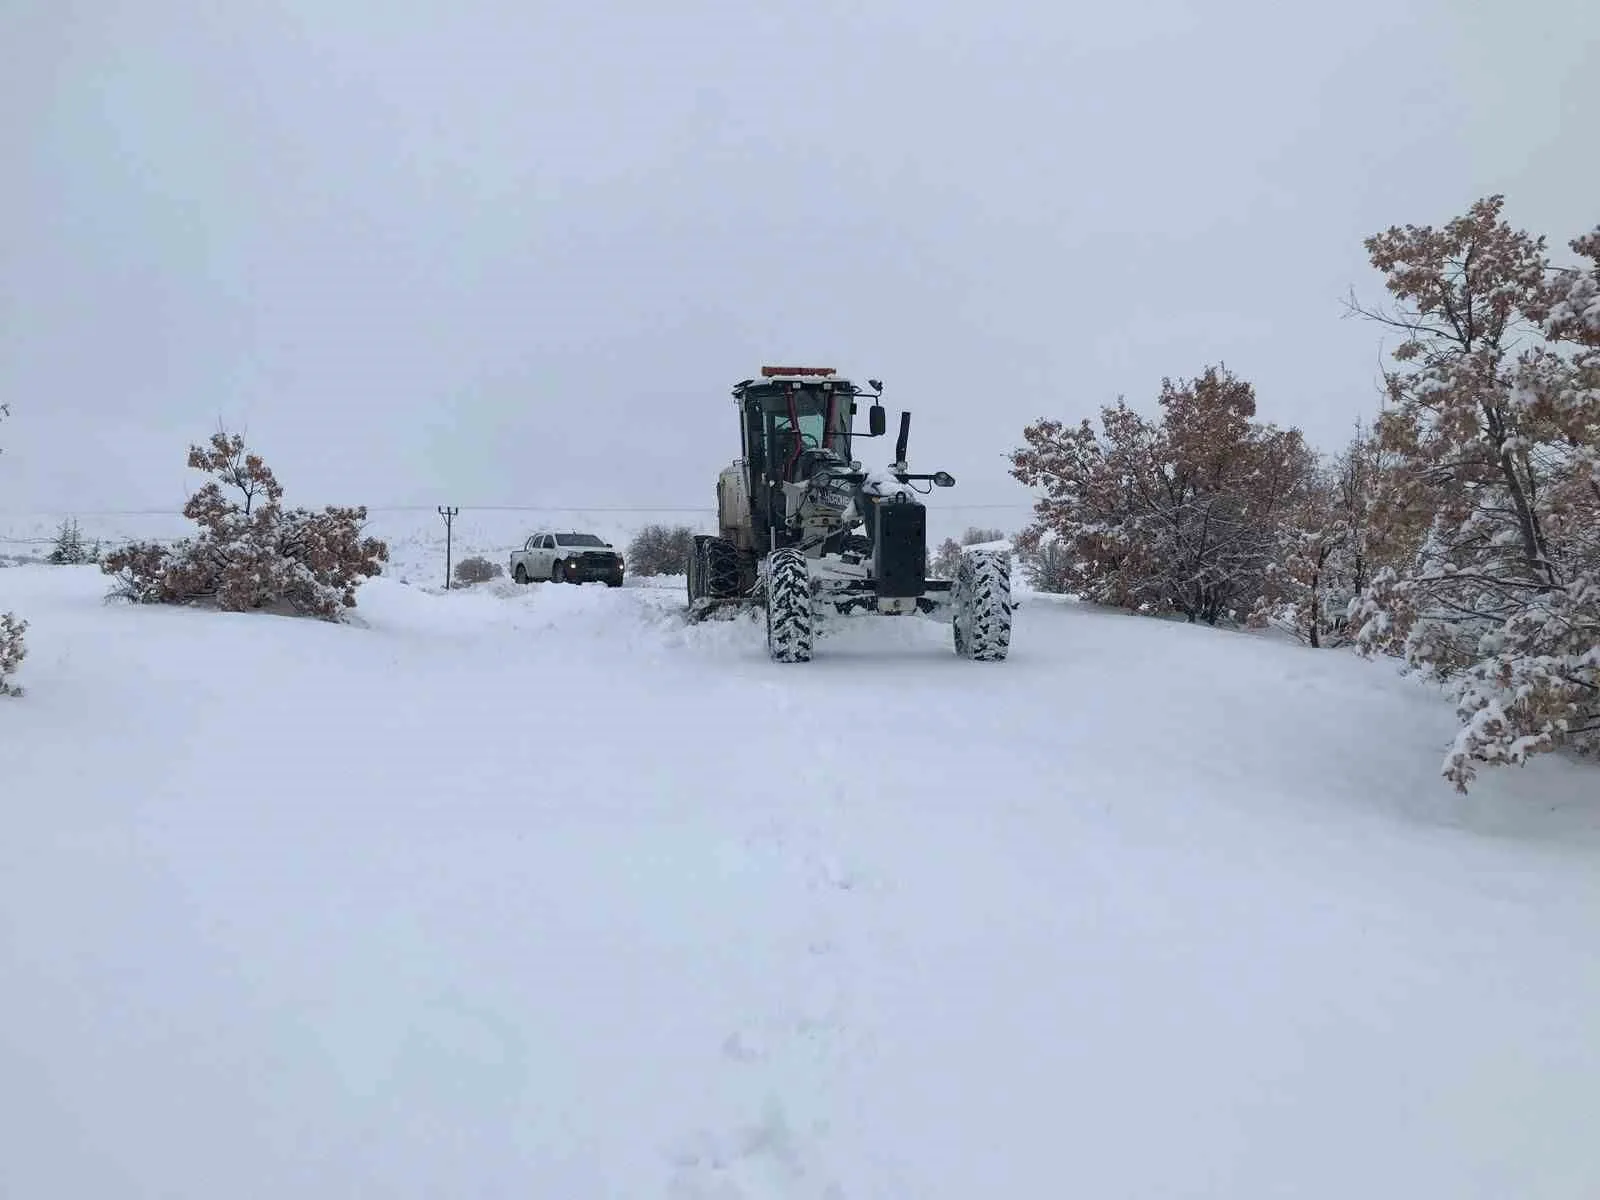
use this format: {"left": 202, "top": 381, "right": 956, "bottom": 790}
{"left": 764, "top": 548, "right": 814, "bottom": 663}
{"left": 953, "top": 549, "right": 1012, "bottom": 662}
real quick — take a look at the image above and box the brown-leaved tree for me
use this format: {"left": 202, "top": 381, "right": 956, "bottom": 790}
{"left": 1250, "top": 422, "right": 1397, "bottom": 647}
{"left": 1011, "top": 365, "right": 1313, "bottom": 624}
{"left": 102, "top": 429, "right": 389, "bottom": 620}
{"left": 1348, "top": 197, "right": 1599, "bottom": 790}
{"left": 454, "top": 555, "right": 504, "bottom": 585}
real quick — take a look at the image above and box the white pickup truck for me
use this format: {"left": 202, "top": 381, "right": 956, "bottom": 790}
{"left": 509, "top": 531, "right": 625, "bottom": 587}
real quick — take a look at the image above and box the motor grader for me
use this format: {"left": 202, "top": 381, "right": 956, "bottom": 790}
{"left": 685, "top": 366, "right": 1011, "bottom": 663}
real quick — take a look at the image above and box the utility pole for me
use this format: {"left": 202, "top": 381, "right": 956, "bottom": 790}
{"left": 438, "top": 506, "right": 459, "bottom": 589}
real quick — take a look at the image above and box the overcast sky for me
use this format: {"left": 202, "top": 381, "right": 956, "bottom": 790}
{"left": 2, "top": 0, "right": 1596, "bottom": 519}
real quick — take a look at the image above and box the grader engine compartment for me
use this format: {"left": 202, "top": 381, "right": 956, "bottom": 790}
{"left": 688, "top": 366, "right": 1012, "bottom": 664}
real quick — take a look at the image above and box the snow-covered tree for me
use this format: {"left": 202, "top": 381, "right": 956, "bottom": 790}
{"left": 1250, "top": 422, "right": 1396, "bottom": 647}
{"left": 48, "top": 517, "right": 88, "bottom": 565}
{"left": 960, "top": 526, "right": 1006, "bottom": 546}
{"left": 625, "top": 524, "right": 695, "bottom": 576}
{"left": 1011, "top": 528, "right": 1076, "bottom": 594}
{"left": 1010, "top": 365, "right": 1313, "bottom": 624}
{"left": 102, "top": 429, "right": 389, "bottom": 620}
{"left": 930, "top": 537, "right": 963, "bottom": 579}
{"left": 1349, "top": 197, "right": 1599, "bottom": 790}
{"left": 0, "top": 403, "right": 25, "bottom": 696}
{"left": 1251, "top": 462, "right": 1349, "bottom": 646}
{"left": 0, "top": 611, "right": 25, "bottom": 698}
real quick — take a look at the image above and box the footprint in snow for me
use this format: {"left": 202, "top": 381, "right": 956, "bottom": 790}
{"left": 738, "top": 824, "right": 879, "bottom": 898}
{"left": 722, "top": 1029, "right": 767, "bottom": 1063}
{"left": 665, "top": 1100, "right": 844, "bottom": 1200}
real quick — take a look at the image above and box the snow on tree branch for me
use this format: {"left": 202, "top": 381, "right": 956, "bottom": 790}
{"left": 1350, "top": 198, "right": 1599, "bottom": 791}
{"left": 0, "top": 403, "right": 26, "bottom": 698}
{"left": 1010, "top": 365, "right": 1315, "bottom": 626}
{"left": 101, "top": 429, "right": 390, "bottom": 620}
{"left": 0, "top": 611, "right": 25, "bottom": 698}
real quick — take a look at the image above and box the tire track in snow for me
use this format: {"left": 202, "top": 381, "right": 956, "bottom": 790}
{"left": 664, "top": 816, "right": 881, "bottom": 1199}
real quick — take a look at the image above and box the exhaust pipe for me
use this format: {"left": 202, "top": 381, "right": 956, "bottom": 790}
{"left": 894, "top": 411, "right": 911, "bottom": 470}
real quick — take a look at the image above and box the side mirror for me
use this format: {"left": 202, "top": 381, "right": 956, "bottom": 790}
{"left": 932, "top": 471, "right": 955, "bottom": 487}
{"left": 869, "top": 404, "right": 887, "bottom": 437}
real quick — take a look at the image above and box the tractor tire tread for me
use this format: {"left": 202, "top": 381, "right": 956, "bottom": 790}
{"left": 954, "top": 548, "right": 1012, "bottom": 661}
{"left": 766, "top": 547, "right": 813, "bottom": 663}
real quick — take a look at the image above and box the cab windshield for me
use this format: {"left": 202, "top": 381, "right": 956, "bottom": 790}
{"left": 756, "top": 383, "right": 853, "bottom": 477}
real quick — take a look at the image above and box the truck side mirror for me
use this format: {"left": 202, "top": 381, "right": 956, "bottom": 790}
{"left": 869, "top": 404, "right": 886, "bottom": 437}
{"left": 932, "top": 471, "right": 955, "bottom": 487}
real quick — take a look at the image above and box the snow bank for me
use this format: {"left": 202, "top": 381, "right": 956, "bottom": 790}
{"left": 3, "top": 563, "right": 1598, "bottom": 1198}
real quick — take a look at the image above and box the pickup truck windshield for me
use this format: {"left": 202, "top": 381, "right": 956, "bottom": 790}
{"left": 555, "top": 534, "right": 607, "bottom": 547}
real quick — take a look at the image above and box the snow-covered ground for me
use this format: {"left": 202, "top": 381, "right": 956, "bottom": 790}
{"left": 3, "top": 562, "right": 1599, "bottom": 1198}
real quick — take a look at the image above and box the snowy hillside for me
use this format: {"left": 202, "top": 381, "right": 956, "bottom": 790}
{"left": 3, "top": 564, "right": 1599, "bottom": 1198}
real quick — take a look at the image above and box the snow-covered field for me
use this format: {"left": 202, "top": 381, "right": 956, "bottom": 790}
{"left": 0, "top": 507, "right": 720, "bottom": 583}
{"left": 4, "top": 559, "right": 1599, "bottom": 1198}
{"left": 0, "top": 505, "right": 1020, "bottom": 582}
